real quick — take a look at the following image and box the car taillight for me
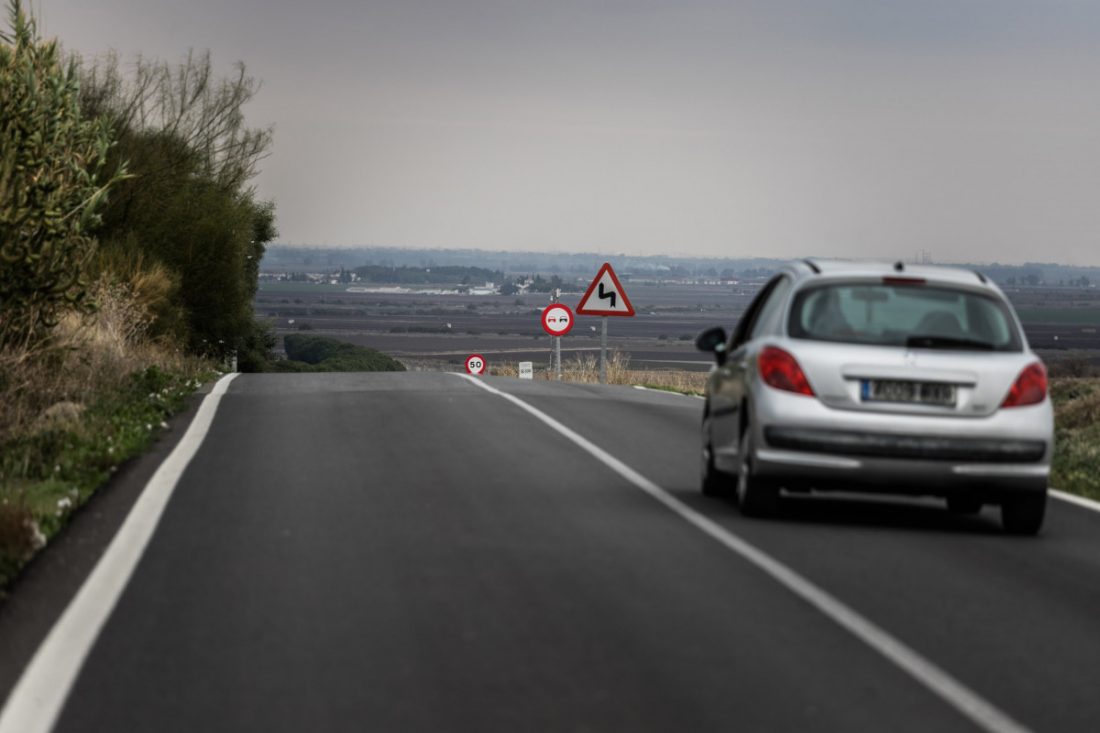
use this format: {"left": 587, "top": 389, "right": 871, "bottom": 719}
{"left": 1001, "top": 363, "right": 1047, "bottom": 408}
{"left": 759, "top": 346, "right": 815, "bottom": 397}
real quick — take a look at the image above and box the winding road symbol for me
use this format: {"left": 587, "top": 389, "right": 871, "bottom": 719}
{"left": 598, "top": 283, "right": 617, "bottom": 309}
{"left": 576, "top": 262, "right": 635, "bottom": 317}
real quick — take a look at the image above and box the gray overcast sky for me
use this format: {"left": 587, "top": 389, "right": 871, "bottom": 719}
{"left": 37, "top": 0, "right": 1100, "bottom": 264}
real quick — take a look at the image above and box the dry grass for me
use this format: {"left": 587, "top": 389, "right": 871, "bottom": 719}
{"left": 1050, "top": 377, "right": 1100, "bottom": 500}
{"left": 489, "top": 351, "right": 707, "bottom": 394}
{"left": 0, "top": 281, "right": 197, "bottom": 444}
{"left": 1, "top": 277, "right": 211, "bottom": 587}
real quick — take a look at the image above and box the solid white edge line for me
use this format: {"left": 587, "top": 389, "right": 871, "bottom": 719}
{"left": 631, "top": 385, "right": 705, "bottom": 400}
{"left": 0, "top": 373, "right": 239, "bottom": 733}
{"left": 1051, "top": 489, "right": 1100, "bottom": 513}
{"left": 457, "top": 373, "right": 1032, "bottom": 733}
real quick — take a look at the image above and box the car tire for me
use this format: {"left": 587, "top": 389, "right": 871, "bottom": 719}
{"left": 1001, "top": 493, "right": 1046, "bottom": 535}
{"left": 701, "top": 415, "right": 728, "bottom": 497}
{"left": 946, "top": 496, "right": 983, "bottom": 515}
{"left": 736, "top": 427, "right": 778, "bottom": 517}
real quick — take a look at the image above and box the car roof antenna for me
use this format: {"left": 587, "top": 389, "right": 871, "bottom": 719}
{"left": 894, "top": 261, "right": 905, "bottom": 272}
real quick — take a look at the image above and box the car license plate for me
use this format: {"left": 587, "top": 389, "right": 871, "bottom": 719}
{"left": 861, "top": 379, "right": 956, "bottom": 406}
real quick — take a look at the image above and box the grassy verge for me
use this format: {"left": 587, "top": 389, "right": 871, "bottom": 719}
{"left": 1050, "top": 377, "right": 1100, "bottom": 501}
{"left": 0, "top": 279, "right": 215, "bottom": 592}
{"left": 490, "top": 351, "right": 707, "bottom": 394}
{"left": 0, "top": 364, "right": 213, "bottom": 590}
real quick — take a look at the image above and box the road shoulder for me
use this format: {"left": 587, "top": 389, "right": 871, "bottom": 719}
{"left": 0, "top": 381, "right": 218, "bottom": 703}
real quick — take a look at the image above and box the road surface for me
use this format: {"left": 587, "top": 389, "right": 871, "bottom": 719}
{"left": 3, "top": 372, "right": 1100, "bottom": 732}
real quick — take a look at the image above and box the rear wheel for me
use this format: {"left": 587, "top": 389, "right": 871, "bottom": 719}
{"left": 701, "top": 415, "right": 728, "bottom": 497}
{"left": 1001, "top": 493, "right": 1047, "bottom": 535}
{"left": 946, "top": 496, "right": 983, "bottom": 515}
{"left": 736, "top": 428, "right": 779, "bottom": 517}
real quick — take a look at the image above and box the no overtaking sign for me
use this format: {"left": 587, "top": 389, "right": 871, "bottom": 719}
{"left": 541, "top": 304, "right": 575, "bottom": 336}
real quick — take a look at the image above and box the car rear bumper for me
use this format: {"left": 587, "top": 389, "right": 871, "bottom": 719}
{"left": 753, "top": 444, "right": 1049, "bottom": 497}
{"left": 764, "top": 426, "right": 1047, "bottom": 463}
{"left": 748, "top": 391, "right": 1052, "bottom": 498}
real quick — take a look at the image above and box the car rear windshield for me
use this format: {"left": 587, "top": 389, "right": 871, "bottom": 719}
{"left": 787, "top": 281, "right": 1023, "bottom": 351}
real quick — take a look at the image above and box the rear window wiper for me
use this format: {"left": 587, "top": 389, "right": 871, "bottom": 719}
{"left": 906, "top": 335, "right": 996, "bottom": 350}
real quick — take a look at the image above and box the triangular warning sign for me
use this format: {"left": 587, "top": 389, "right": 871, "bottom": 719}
{"left": 576, "top": 262, "right": 635, "bottom": 317}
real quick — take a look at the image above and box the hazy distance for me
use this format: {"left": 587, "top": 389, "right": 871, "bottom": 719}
{"left": 39, "top": 0, "right": 1100, "bottom": 265}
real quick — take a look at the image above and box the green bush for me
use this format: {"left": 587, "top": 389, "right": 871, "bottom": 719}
{"left": 280, "top": 334, "right": 405, "bottom": 373}
{"left": 0, "top": 0, "right": 124, "bottom": 349}
{"left": 77, "top": 51, "right": 276, "bottom": 364}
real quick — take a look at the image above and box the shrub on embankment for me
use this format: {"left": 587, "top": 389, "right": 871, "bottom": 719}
{"left": 0, "top": 1, "right": 270, "bottom": 591}
{"left": 77, "top": 47, "right": 277, "bottom": 369}
{"left": 1050, "top": 378, "right": 1100, "bottom": 501}
{"left": 273, "top": 334, "right": 406, "bottom": 373}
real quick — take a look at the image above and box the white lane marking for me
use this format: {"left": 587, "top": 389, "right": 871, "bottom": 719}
{"left": 458, "top": 373, "right": 1031, "bottom": 733}
{"left": 1051, "top": 489, "right": 1100, "bottom": 514}
{"left": 0, "top": 373, "right": 239, "bottom": 733}
{"left": 632, "top": 385, "right": 705, "bottom": 400}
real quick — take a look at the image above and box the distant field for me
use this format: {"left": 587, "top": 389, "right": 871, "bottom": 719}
{"left": 259, "top": 281, "right": 354, "bottom": 294}
{"left": 254, "top": 281, "right": 1100, "bottom": 372}
{"left": 1014, "top": 308, "right": 1100, "bottom": 326}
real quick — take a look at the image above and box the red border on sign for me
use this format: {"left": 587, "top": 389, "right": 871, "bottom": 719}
{"left": 541, "top": 304, "right": 575, "bottom": 336}
{"left": 575, "top": 262, "right": 635, "bottom": 317}
{"left": 465, "top": 354, "right": 486, "bottom": 375}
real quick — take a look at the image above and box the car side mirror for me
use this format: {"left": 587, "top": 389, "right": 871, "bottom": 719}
{"left": 695, "top": 326, "right": 728, "bottom": 365}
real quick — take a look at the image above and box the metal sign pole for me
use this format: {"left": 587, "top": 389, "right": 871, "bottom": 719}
{"left": 599, "top": 317, "right": 608, "bottom": 384}
{"left": 555, "top": 336, "right": 562, "bottom": 380}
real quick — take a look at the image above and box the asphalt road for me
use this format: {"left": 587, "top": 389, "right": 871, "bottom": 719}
{"left": 5, "top": 371, "right": 1100, "bottom": 732}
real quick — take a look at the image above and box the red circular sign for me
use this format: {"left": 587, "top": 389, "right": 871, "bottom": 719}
{"left": 465, "top": 354, "right": 487, "bottom": 375}
{"left": 541, "top": 304, "right": 575, "bottom": 336}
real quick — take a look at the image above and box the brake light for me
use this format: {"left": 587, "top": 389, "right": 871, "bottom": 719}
{"left": 882, "top": 276, "right": 927, "bottom": 285}
{"left": 1001, "top": 363, "right": 1047, "bottom": 408}
{"left": 759, "top": 346, "right": 815, "bottom": 396}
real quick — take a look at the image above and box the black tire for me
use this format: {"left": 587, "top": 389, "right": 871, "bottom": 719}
{"left": 946, "top": 496, "right": 983, "bottom": 515}
{"left": 735, "top": 428, "right": 779, "bottom": 517}
{"left": 1001, "top": 493, "right": 1047, "bottom": 535}
{"left": 701, "top": 415, "right": 728, "bottom": 497}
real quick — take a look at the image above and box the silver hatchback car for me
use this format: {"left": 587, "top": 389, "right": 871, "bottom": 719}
{"left": 697, "top": 259, "right": 1053, "bottom": 535}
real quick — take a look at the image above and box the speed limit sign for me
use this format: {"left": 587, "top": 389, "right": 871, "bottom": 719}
{"left": 465, "top": 354, "right": 486, "bottom": 376}
{"left": 541, "top": 304, "right": 575, "bottom": 337}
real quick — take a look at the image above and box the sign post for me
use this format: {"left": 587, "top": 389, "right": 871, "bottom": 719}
{"left": 576, "top": 262, "right": 635, "bottom": 384}
{"left": 600, "top": 317, "right": 608, "bottom": 383}
{"left": 541, "top": 303, "right": 575, "bottom": 380}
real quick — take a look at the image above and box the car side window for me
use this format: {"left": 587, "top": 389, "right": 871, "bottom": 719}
{"left": 730, "top": 275, "right": 782, "bottom": 350}
{"left": 749, "top": 276, "right": 793, "bottom": 340}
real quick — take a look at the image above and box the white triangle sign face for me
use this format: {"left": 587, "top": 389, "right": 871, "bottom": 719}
{"left": 576, "top": 262, "right": 635, "bottom": 317}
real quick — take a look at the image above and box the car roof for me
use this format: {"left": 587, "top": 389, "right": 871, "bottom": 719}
{"left": 794, "top": 258, "right": 996, "bottom": 290}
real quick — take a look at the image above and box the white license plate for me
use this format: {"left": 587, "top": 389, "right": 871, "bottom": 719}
{"left": 861, "top": 379, "right": 956, "bottom": 406}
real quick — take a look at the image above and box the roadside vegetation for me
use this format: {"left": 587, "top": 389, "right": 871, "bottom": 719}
{"left": 490, "top": 352, "right": 706, "bottom": 394}
{"left": 1050, "top": 378, "right": 1100, "bottom": 501}
{"left": 276, "top": 334, "right": 406, "bottom": 373}
{"left": 0, "top": 1, "right": 275, "bottom": 590}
